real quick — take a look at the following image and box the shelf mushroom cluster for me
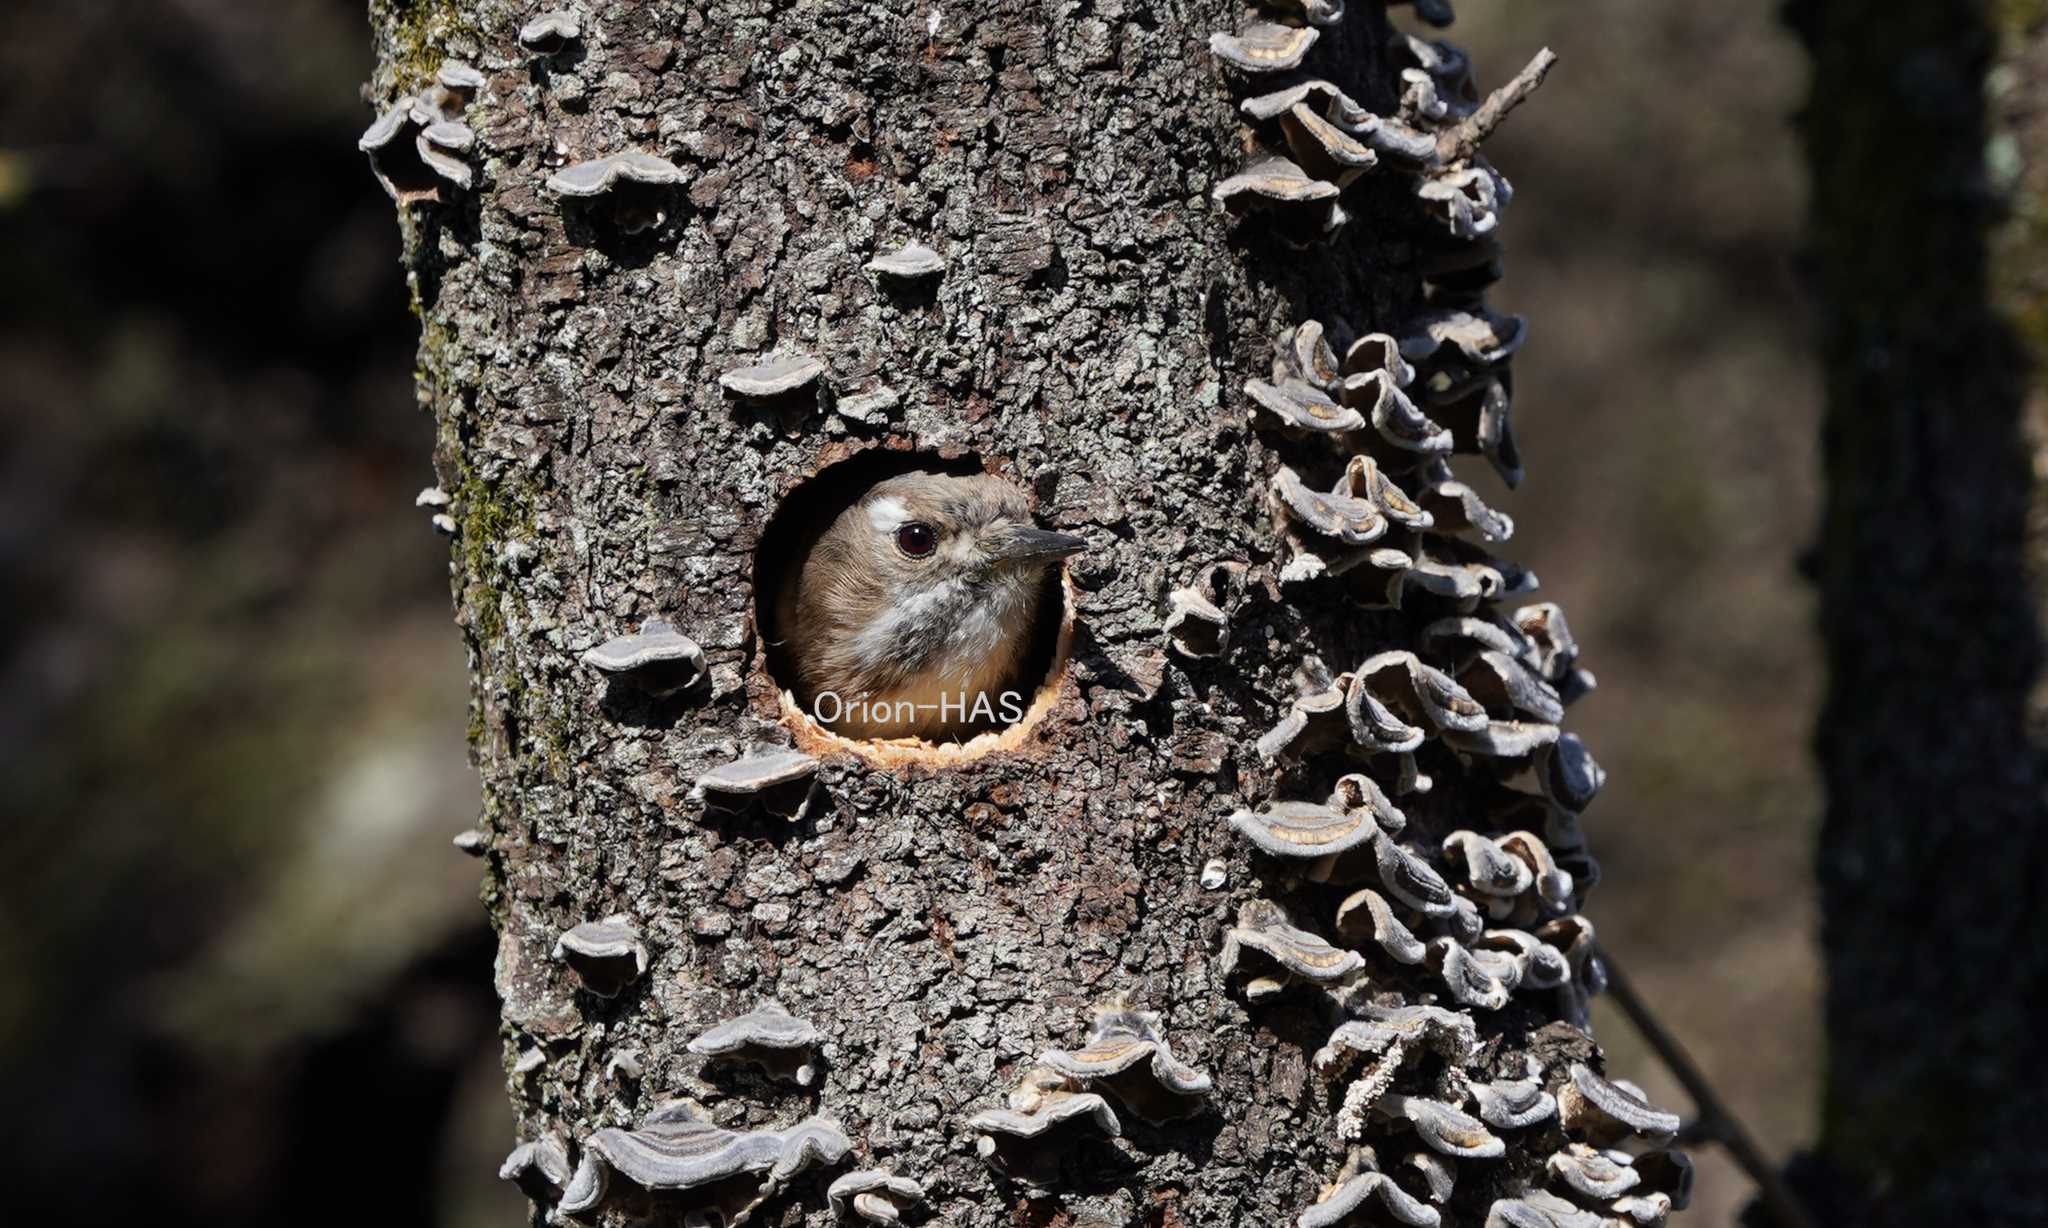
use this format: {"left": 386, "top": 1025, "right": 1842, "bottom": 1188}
{"left": 1199, "top": 7, "right": 1687, "bottom": 1226}
{"left": 963, "top": 994, "right": 1213, "bottom": 1189}
{"left": 358, "top": 58, "right": 485, "bottom": 205}
{"left": 1208, "top": 0, "right": 1555, "bottom": 247}
{"left": 500, "top": 994, "right": 923, "bottom": 1224}
{"left": 1217, "top": 624, "right": 1675, "bottom": 1219}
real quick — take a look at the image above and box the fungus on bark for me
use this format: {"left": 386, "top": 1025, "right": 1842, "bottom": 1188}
{"left": 686, "top": 999, "right": 823, "bottom": 1086}
{"left": 499, "top": 1136, "right": 574, "bottom": 1202}
{"left": 1557, "top": 1064, "right": 1681, "bottom": 1145}
{"left": 1298, "top": 1150, "right": 1441, "bottom": 1228}
{"left": 582, "top": 618, "right": 708, "bottom": 698}
{"left": 827, "top": 1169, "right": 926, "bottom": 1224}
{"left": 553, "top": 915, "right": 650, "bottom": 998}
{"left": 558, "top": 1101, "right": 851, "bottom": 1221}
{"left": 718, "top": 354, "right": 828, "bottom": 400}
{"left": 1469, "top": 1067, "right": 1558, "bottom": 1130}
{"left": 1220, "top": 899, "right": 1366, "bottom": 999}
{"left": 1038, "top": 995, "right": 1214, "bottom": 1124}
{"left": 695, "top": 749, "right": 822, "bottom": 822}
{"left": 964, "top": 1074, "right": 1122, "bottom": 1190}
{"left": 1209, "top": 23, "right": 1320, "bottom": 75}
{"left": 545, "top": 152, "right": 688, "bottom": 233}
{"left": 518, "top": 10, "right": 582, "bottom": 56}
{"left": 1377, "top": 1092, "right": 1505, "bottom": 1159}
{"left": 865, "top": 243, "right": 946, "bottom": 280}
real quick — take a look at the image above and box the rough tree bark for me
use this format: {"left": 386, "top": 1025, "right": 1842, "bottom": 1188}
{"left": 1785, "top": 1, "right": 2048, "bottom": 1224}
{"left": 364, "top": 1, "right": 1682, "bottom": 1225}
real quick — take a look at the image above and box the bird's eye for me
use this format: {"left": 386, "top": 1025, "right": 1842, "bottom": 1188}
{"left": 896, "top": 522, "right": 937, "bottom": 558}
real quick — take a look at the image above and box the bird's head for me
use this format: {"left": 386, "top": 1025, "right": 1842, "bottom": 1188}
{"left": 796, "top": 471, "right": 1086, "bottom": 692}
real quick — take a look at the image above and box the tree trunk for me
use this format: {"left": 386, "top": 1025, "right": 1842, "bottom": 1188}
{"left": 364, "top": 1, "right": 1682, "bottom": 1225}
{"left": 1783, "top": 1, "right": 2048, "bottom": 1224}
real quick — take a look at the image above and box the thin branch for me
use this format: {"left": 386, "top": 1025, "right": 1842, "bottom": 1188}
{"left": 1596, "top": 946, "right": 1818, "bottom": 1228}
{"left": 1437, "top": 47, "right": 1559, "bottom": 166}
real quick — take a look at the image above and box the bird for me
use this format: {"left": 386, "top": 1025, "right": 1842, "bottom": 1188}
{"left": 775, "top": 470, "right": 1086, "bottom": 742}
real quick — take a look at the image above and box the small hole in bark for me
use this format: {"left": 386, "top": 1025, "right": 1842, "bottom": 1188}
{"left": 753, "top": 446, "right": 1077, "bottom": 767}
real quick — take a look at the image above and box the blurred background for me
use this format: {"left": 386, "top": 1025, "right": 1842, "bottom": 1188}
{"left": 0, "top": 2, "right": 1816, "bottom": 1225}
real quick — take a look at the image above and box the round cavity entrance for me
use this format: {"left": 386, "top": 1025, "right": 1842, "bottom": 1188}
{"left": 752, "top": 447, "right": 1077, "bottom": 766}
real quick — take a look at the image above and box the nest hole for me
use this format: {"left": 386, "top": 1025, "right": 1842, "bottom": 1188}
{"left": 752, "top": 446, "right": 1076, "bottom": 768}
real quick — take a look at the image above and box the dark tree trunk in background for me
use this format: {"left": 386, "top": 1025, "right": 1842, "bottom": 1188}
{"left": 1789, "top": 1, "right": 2048, "bottom": 1223}
{"left": 365, "top": 1, "right": 1678, "bottom": 1225}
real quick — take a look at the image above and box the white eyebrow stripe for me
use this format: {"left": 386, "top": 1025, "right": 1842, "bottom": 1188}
{"left": 866, "top": 496, "right": 909, "bottom": 531}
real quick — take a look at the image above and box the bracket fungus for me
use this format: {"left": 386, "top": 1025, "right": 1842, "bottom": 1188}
{"left": 718, "top": 353, "right": 828, "bottom": 400}
{"left": 500, "top": 1136, "right": 574, "bottom": 1201}
{"left": 546, "top": 152, "right": 688, "bottom": 233}
{"left": 1485, "top": 1191, "right": 1610, "bottom": 1228}
{"left": 1255, "top": 657, "right": 1353, "bottom": 762}
{"left": 1209, "top": 22, "right": 1320, "bottom": 74}
{"left": 1213, "top": 157, "right": 1348, "bottom": 243}
{"left": 416, "top": 120, "right": 475, "bottom": 189}
{"left": 1403, "top": 308, "right": 1528, "bottom": 369}
{"left": 1610, "top": 1193, "right": 1673, "bottom": 1226}
{"left": 1459, "top": 650, "right": 1563, "bottom": 724}
{"left": 1315, "top": 1003, "right": 1477, "bottom": 1077}
{"left": 559, "top": 1101, "right": 850, "bottom": 1221}
{"left": 554, "top": 915, "right": 650, "bottom": 998}
{"left": 1350, "top": 651, "right": 1489, "bottom": 751}
{"left": 1281, "top": 102, "right": 1380, "bottom": 187}
{"left": 1403, "top": 1151, "right": 1457, "bottom": 1207}
{"left": 1468, "top": 1069, "right": 1558, "bottom": 1131}
{"left": 1495, "top": 831, "right": 1574, "bottom": 917}
{"left": 358, "top": 96, "right": 471, "bottom": 205}
{"left": 695, "top": 749, "right": 822, "bottom": 822}
{"left": 1557, "top": 1064, "right": 1680, "bottom": 1146}
{"left": 1186, "top": 13, "right": 1678, "bottom": 1218}
{"left": 1038, "top": 996, "right": 1214, "bottom": 1124}
{"left": 1481, "top": 929, "right": 1570, "bottom": 991}
{"left": 1515, "top": 603, "right": 1581, "bottom": 680}
{"left": 1373, "top": 832, "right": 1457, "bottom": 917}
{"left": 1442, "top": 717, "right": 1561, "bottom": 760}
{"left": 435, "top": 59, "right": 485, "bottom": 92}
{"left": 1537, "top": 915, "right": 1606, "bottom": 1009}
{"left": 1377, "top": 1093, "right": 1505, "bottom": 1160}
{"left": 582, "top": 618, "right": 708, "bottom": 698}
{"left": 1444, "top": 831, "right": 1535, "bottom": 900}
{"left": 1243, "top": 79, "right": 1371, "bottom": 128}
{"left": 965, "top": 1077, "right": 1123, "bottom": 1189}
{"left": 1246, "top": 376, "right": 1365, "bottom": 436}
{"left": 1164, "top": 561, "right": 1246, "bottom": 659}
{"left": 827, "top": 1169, "right": 925, "bottom": 1224}
{"left": 1274, "top": 465, "right": 1390, "bottom": 547}
{"left": 519, "top": 9, "right": 583, "bottom": 55}
{"left": 1299, "top": 1155, "right": 1441, "bottom": 1228}
{"left": 1537, "top": 734, "right": 1606, "bottom": 812}
{"left": 1232, "top": 775, "right": 1406, "bottom": 882}
{"left": 1428, "top": 937, "right": 1513, "bottom": 1011}
{"left": 865, "top": 243, "right": 946, "bottom": 280}
{"left": 452, "top": 828, "right": 487, "bottom": 856}
{"left": 1229, "top": 800, "right": 1379, "bottom": 865}
{"left": 1220, "top": 899, "right": 1365, "bottom": 999}
{"left": 1334, "top": 888, "right": 1426, "bottom": 965}
{"left": 1546, "top": 1143, "right": 1640, "bottom": 1201}
{"left": 686, "top": 999, "right": 823, "bottom": 1086}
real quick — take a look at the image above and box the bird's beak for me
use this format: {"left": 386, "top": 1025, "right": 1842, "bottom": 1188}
{"left": 991, "top": 525, "right": 1089, "bottom": 564}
